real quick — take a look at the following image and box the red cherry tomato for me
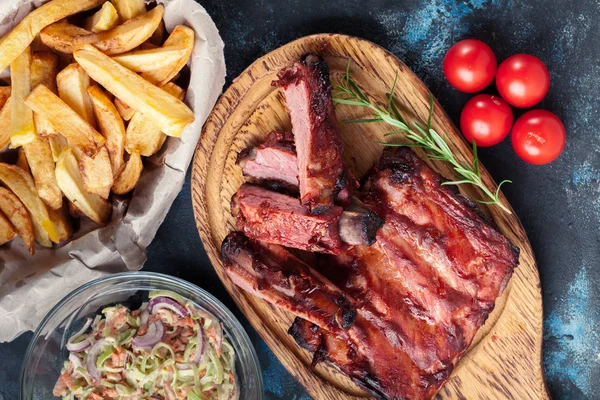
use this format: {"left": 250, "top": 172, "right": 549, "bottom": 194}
{"left": 496, "top": 54, "right": 550, "bottom": 108}
{"left": 460, "top": 94, "right": 513, "bottom": 147}
{"left": 511, "top": 110, "right": 565, "bottom": 164}
{"left": 443, "top": 39, "right": 497, "bottom": 93}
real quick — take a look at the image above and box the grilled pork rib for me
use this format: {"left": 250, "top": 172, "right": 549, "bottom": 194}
{"left": 274, "top": 55, "right": 353, "bottom": 209}
{"left": 231, "top": 184, "right": 382, "bottom": 253}
{"left": 224, "top": 148, "right": 519, "bottom": 399}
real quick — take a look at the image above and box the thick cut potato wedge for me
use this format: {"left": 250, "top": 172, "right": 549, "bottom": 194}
{"left": 74, "top": 45, "right": 194, "bottom": 137}
{"left": 49, "top": 134, "right": 68, "bottom": 162}
{"left": 0, "top": 0, "right": 104, "bottom": 71}
{"left": 0, "top": 86, "right": 10, "bottom": 109}
{"left": 48, "top": 200, "right": 73, "bottom": 242}
{"left": 126, "top": 82, "right": 185, "bottom": 156}
{"left": 112, "top": 0, "right": 146, "bottom": 22}
{"left": 42, "top": 6, "right": 163, "bottom": 55}
{"left": 0, "top": 163, "right": 59, "bottom": 245}
{"left": 0, "top": 98, "right": 11, "bottom": 150}
{"left": 112, "top": 46, "right": 190, "bottom": 75}
{"left": 24, "top": 85, "right": 105, "bottom": 155}
{"left": 55, "top": 148, "right": 111, "bottom": 224}
{"left": 0, "top": 187, "right": 35, "bottom": 254}
{"left": 23, "top": 136, "right": 63, "bottom": 209}
{"left": 79, "top": 147, "right": 113, "bottom": 199}
{"left": 57, "top": 63, "right": 96, "bottom": 126}
{"left": 31, "top": 52, "right": 60, "bottom": 137}
{"left": 10, "top": 47, "right": 36, "bottom": 147}
{"left": 88, "top": 85, "right": 125, "bottom": 175}
{"left": 142, "top": 25, "right": 194, "bottom": 86}
{"left": 114, "top": 98, "right": 135, "bottom": 121}
{"left": 112, "top": 151, "right": 143, "bottom": 194}
{"left": 0, "top": 211, "right": 17, "bottom": 245}
{"left": 40, "top": 21, "right": 91, "bottom": 54}
{"left": 16, "top": 148, "right": 31, "bottom": 174}
{"left": 84, "top": 2, "right": 119, "bottom": 32}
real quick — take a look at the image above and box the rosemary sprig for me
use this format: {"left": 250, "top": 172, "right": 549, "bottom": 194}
{"left": 332, "top": 62, "right": 512, "bottom": 214}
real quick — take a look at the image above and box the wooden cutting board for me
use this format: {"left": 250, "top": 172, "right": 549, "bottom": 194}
{"left": 191, "top": 34, "right": 548, "bottom": 399}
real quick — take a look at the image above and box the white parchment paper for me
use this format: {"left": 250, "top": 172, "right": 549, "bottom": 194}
{"left": 0, "top": 0, "right": 226, "bottom": 342}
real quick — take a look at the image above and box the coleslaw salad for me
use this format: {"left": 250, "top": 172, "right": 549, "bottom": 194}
{"left": 53, "top": 290, "right": 239, "bottom": 400}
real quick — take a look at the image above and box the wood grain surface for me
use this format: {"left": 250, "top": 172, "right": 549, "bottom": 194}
{"left": 191, "top": 33, "right": 548, "bottom": 399}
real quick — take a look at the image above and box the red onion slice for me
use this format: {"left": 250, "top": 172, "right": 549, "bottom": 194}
{"left": 193, "top": 324, "right": 206, "bottom": 364}
{"left": 66, "top": 318, "right": 93, "bottom": 352}
{"left": 131, "top": 321, "right": 165, "bottom": 348}
{"left": 86, "top": 339, "right": 111, "bottom": 382}
{"left": 148, "top": 297, "right": 188, "bottom": 317}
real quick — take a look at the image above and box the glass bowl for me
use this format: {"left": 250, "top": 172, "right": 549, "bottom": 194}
{"left": 20, "top": 271, "right": 264, "bottom": 399}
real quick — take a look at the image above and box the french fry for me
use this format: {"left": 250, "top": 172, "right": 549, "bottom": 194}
{"left": 0, "top": 187, "right": 35, "bottom": 254}
{"left": 48, "top": 200, "right": 73, "bottom": 242}
{"left": 40, "top": 21, "right": 91, "bottom": 54}
{"left": 112, "top": 151, "right": 143, "bottom": 194}
{"left": 84, "top": 2, "right": 119, "bottom": 32}
{"left": 74, "top": 45, "right": 195, "bottom": 137}
{"left": 57, "top": 63, "right": 97, "bottom": 127}
{"left": 10, "top": 47, "right": 36, "bottom": 147}
{"left": 114, "top": 98, "right": 135, "bottom": 121}
{"left": 0, "top": 163, "right": 59, "bottom": 245}
{"left": 126, "top": 82, "right": 184, "bottom": 156}
{"left": 23, "top": 136, "right": 63, "bottom": 209}
{"left": 0, "top": 0, "right": 104, "bottom": 71}
{"left": 49, "top": 134, "right": 68, "bottom": 162}
{"left": 79, "top": 147, "right": 113, "bottom": 199}
{"left": 31, "top": 52, "right": 60, "bottom": 137}
{"left": 57, "top": 67, "right": 114, "bottom": 198}
{"left": 142, "top": 25, "right": 194, "bottom": 86}
{"left": 41, "top": 5, "right": 163, "bottom": 56}
{"left": 88, "top": 85, "right": 125, "bottom": 175}
{"left": 112, "top": 46, "right": 189, "bottom": 75}
{"left": 31, "top": 53, "right": 59, "bottom": 91}
{"left": 55, "top": 148, "right": 111, "bottom": 224}
{"left": 112, "top": 0, "right": 147, "bottom": 22}
{"left": 0, "top": 211, "right": 17, "bottom": 245}
{"left": 0, "top": 86, "right": 10, "bottom": 109}
{"left": 16, "top": 148, "right": 31, "bottom": 174}
{"left": 24, "top": 85, "right": 105, "bottom": 155}
{"left": 0, "top": 98, "right": 11, "bottom": 150}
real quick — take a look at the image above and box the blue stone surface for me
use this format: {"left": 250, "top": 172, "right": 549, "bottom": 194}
{"left": 1, "top": 0, "right": 598, "bottom": 399}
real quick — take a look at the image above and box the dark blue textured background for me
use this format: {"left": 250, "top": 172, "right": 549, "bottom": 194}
{"left": 1, "top": 0, "right": 599, "bottom": 399}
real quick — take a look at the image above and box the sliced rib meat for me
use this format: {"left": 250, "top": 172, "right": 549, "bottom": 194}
{"left": 237, "top": 131, "right": 358, "bottom": 205}
{"left": 274, "top": 54, "right": 351, "bottom": 209}
{"left": 231, "top": 184, "right": 382, "bottom": 254}
{"left": 236, "top": 131, "right": 299, "bottom": 191}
